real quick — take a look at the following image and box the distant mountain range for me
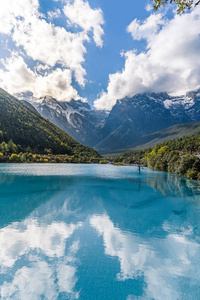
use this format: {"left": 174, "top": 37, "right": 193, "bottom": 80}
{"left": 0, "top": 88, "right": 100, "bottom": 158}
{"left": 18, "top": 89, "right": 200, "bottom": 153}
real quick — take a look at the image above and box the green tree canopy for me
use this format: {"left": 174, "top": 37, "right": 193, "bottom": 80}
{"left": 151, "top": 0, "right": 200, "bottom": 14}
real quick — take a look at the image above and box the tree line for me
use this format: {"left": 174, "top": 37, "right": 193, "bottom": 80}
{"left": 113, "top": 134, "right": 200, "bottom": 180}
{"left": 0, "top": 140, "right": 105, "bottom": 164}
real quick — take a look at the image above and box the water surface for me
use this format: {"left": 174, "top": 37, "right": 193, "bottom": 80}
{"left": 0, "top": 164, "right": 200, "bottom": 300}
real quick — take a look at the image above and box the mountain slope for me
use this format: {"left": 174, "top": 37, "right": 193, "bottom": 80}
{"left": 132, "top": 121, "right": 200, "bottom": 150}
{"left": 19, "top": 93, "right": 108, "bottom": 147}
{"left": 19, "top": 89, "right": 200, "bottom": 154}
{"left": 0, "top": 88, "right": 100, "bottom": 157}
{"left": 107, "top": 121, "right": 200, "bottom": 153}
{"left": 21, "top": 100, "right": 37, "bottom": 112}
{"left": 95, "top": 90, "right": 200, "bottom": 153}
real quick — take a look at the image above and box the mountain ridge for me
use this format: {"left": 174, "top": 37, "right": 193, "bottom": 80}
{"left": 18, "top": 93, "right": 108, "bottom": 147}
{"left": 0, "top": 88, "right": 100, "bottom": 158}
{"left": 17, "top": 88, "right": 200, "bottom": 154}
{"left": 94, "top": 89, "right": 200, "bottom": 153}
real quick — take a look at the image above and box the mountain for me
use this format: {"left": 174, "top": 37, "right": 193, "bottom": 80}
{"left": 94, "top": 90, "right": 200, "bottom": 153}
{"left": 19, "top": 89, "right": 200, "bottom": 154}
{"left": 21, "top": 100, "right": 37, "bottom": 112}
{"left": 0, "top": 88, "right": 100, "bottom": 157}
{"left": 17, "top": 93, "right": 108, "bottom": 147}
{"left": 129, "top": 121, "right": 200, "bottom": 151}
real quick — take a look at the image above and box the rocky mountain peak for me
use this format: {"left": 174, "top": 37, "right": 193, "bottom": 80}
{"left": 19, "top": 88, "right": 200, "bottom": 153}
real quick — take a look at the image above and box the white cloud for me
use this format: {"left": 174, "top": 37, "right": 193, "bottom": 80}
{"left": 0, "top": 0, "right": 39, "bottom": 35}
{"left": 94, "top": 7, "right": 200, "bottom": 110}
{"left": 48, "top": 8, "right": 61, "bottom": 20}
{"left": 11, "top": 14, "right": 88, "bottom": 86}
{"left": 0, "top": 53, "right": 80, "bottom": 101}
{"left": 63, "top": 0, "right": 104, "bottom": 47}
{"left": 0, "top": 0, "right": 104, "bottom": 100}
{"left": 127, "top": 13, "right": 164, "bottom": 41}
{"left": 146, "top": 3, "right": 153, "bottom": 12}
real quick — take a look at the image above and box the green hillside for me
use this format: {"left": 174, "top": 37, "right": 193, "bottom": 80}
{"left": 132, "top": 122, "right": 200, "bottom": 150}
{"left": 0, "top": 88, "right": 100, "bottom": 158}
{"left": 143, "top": 135, "right": 200, "bottom": 180}
{"left": 113, "top": 134, "right": 200, "bottom": 180}
{"left": 99, "top": 122, "right": 200, "bottom": 154}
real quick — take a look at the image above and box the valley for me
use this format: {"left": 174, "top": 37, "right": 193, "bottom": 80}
{"left": 19, "top": 89, "right": 200, "bottom": 154}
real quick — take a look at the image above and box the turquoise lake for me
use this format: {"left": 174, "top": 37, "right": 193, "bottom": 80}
{"left": 0, "top": 163, "right": 200, "bottom": 299}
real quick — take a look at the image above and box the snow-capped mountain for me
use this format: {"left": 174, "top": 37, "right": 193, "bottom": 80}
{"left": 94, "top": 89, "right": 200, "bottom": 153}
{"left": 18, "top": 89, "right": 200, "bottom": 153}
{"left": 17, "top": 93, "right": 108, "bottom": 147}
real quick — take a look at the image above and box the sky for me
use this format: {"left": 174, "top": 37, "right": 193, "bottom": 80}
{"left": 0, "top": 0, "right": 200, "bottom": 110}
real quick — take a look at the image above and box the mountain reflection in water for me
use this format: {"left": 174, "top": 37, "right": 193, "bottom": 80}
{"left": 0, "top": 164, "right": 200, "bottom": 300}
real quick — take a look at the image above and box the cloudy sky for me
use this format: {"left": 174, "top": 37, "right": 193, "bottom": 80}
{"left": 0, "top": 0, "right": 200, "bottom": 110}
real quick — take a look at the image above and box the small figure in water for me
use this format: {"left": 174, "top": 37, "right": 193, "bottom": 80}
{"left": 138, "top": 165, "right": 140, "bottom": 174}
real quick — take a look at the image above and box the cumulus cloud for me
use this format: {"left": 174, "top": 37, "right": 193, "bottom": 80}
{"left": 63, "top": 0, "right": 104, "bottom": 47}
{"left": 47, "top": 8, "right": 61, "bottom": 20}
{"left": 0, "top": 53, "right": 80, "bottom": 100}
{"left": 127, "top": 13, "right": 165, "bottom": 41}
{"left": 0, "top": 0, "right": 104, "bottom": 100}
{"left": 0, "top": 0, "right": 39, "bottom": 35}
{"left": 146, "top": 3, "right": 153, "bottom": 12}
{"left": 11, "top": 15, "right": 88, "bottom": 86}
{"left": 94, "top": 7, "right": 200, "bottom": 110}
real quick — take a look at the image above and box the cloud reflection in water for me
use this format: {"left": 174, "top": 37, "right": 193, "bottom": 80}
{"left": 1, "top": 165, "right": 200, "bottom": 299}
{"left": 90, "top": 214, "right": 200, "bottom": 300}
{"left": 0, "top": 218, "right": 81, "bottom": 299}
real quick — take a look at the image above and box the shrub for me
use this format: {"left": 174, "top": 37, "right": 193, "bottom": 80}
{"left": 10, "top": 154, "right": 19, "bottom": 162}
{"left": 19, "top": 153, "right": 26, "bottom": 162}
{"left": 186, "top": 169, "right": 198, "bottom": 180}
{"left": 0, "top": 152, "right": 3, "bottom": 161}
{"left": 27, "top": 153, "right": 33, "bottom": 160}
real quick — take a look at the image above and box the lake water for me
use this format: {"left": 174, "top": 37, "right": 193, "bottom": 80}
{"left": 0, "top": 164, "right": 200, "bottom": 300}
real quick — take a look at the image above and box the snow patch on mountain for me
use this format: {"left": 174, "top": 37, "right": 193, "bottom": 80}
{"left": 164, "top": 96, "right": 195, "bottom": 110}
{"left": 17, "top": 88, "right": 200, "bottom": 152}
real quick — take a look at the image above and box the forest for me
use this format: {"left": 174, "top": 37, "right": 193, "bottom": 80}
{"left": 0, "top": 89, "right": 100, "bottom": 161}
{"left": 0, "top": 139, "right": 106, "bottom": 163}
{"left": 113, "top": 135, "right": 200, "bottom": 180}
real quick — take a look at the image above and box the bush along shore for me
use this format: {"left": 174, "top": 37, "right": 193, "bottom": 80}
{"left": 0, "top": 140, "right": 106, "bottom": 164}
{"left": 112, "top": 135, "right": 200, "bottom": 180}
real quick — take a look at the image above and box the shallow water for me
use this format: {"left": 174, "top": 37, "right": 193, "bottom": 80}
{"left": 0, "top": 163, "right": 200, "bottom": 300}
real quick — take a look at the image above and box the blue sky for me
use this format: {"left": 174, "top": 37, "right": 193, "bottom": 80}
{"left": 79, "top": 0, "right": 151, "bottom": 104}
{"left": 0, "top": 0, "right": 200, "bottom": 110}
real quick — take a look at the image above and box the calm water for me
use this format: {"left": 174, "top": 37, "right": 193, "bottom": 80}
{"left": 0, "top": 164, "right": 200, "bottom": 300}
